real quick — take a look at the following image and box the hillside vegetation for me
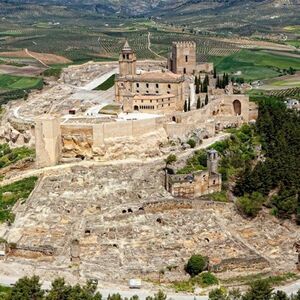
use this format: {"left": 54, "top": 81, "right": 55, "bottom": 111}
{"left": 234, "top": 98, "right": 300, "bottom": 222}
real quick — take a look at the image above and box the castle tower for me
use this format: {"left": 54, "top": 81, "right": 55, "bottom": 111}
{"left": 119, "top": 40, "right": 136, "bottom": 77}
{"left": 35, "top": 114, "right": 61, "bottom": 168}
{"left": 207, "top": 149, "right": 219, "bottom": 174}
{"left": 169, "top": 41, "right": 196, "bottom": 75}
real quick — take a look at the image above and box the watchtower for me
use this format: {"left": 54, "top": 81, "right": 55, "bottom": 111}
{"left": 207, "top": 149, "right": 219, "bottom": 174}
{"left": 119, "top": 40, "right": 136, "bottom": 77}
{"left": 168, "top": 41, "right": 196, "bottom": 75}
{"left": 35, "top": 114, "right": 61, "bottom": 168}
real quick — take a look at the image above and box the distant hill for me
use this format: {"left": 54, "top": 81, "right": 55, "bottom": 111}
{"left": 1, "top": 0, "right": 299, "bottom": 35}
{"left": 2, "top": 0, "right": 299, "bottom": 16}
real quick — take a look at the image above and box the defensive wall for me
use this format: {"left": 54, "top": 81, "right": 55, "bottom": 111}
{"left": 35, "top": 94, "right": 255, "bottom": 167}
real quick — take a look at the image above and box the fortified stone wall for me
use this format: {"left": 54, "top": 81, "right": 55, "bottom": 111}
{"left": 36, "top": 95, "right": 254, "bottom": 165}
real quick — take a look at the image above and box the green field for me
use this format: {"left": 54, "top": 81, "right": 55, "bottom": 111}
{"left": 213, "top": 49, "right": 300, "bottom": 81}
{"left": 0, "top": 177, "right": 38, "bottom": 224}
{"left": 94, "top": 74, "right": 116, "bottom": 91}
{"left": 0, "top": 143, "right": 35, "bottom": 169}
{"left": 0, "top": 74, "right": 43, "bottom": 91}
{"left": 284, "top": 25, "right": 300, "bottom": 34}
{"left": 285, "top": 40, "right": 300, "bottom": 48}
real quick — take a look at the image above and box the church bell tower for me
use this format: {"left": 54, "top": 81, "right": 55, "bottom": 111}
{"left": 119, "top": 40, "right": 136, "bottom": 77}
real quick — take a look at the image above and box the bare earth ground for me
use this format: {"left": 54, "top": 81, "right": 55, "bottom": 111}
{"left": 0, "top": 64, "right": 45, "bottom": 76}
{"left": 0, "top": 50, "right": 72, "bottom": 65}
{"left": 260, "top": 72, "right": 300, "bottom": 90}
{"left": 217, "top": 38, "right": 296, "bottom": 51}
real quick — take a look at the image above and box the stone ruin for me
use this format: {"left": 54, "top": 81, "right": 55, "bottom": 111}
{"left": 0, "top": 163, "right": 298, "bottom": 285}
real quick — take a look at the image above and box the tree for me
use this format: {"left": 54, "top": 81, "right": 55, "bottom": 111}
{"left": 229, "top": 289, "right": 242, "bottom": 300}
{"left": 202, "top": 74, "right": 209, "bottom": 93}
{"left": 290, "top": 289, "right": 300, "bottom": 300}
{"left": 195, "top": 76, "right": 200, "bottom": 94}
{"left": 197, "top": 97, "right": 201, "bottom": 109}
{"left": 205, "top": 94, "right": 209, "bottom": 105}
{"left": 209, "top": 288, "right": 229, "bottom": 300}
{"left": 236, "top": 192, "right": 265, "bottom": 218}
{"left": 165, "top": 154, "right": 177, "bottom": 167}
{"left": 184, "top": 100, "right": 188, "bottom": 112}
{"left": 243, "top": 279, "right": 273, "bottom": 300}
{"left": 146, "top": 291, "right": 167, "bottom": 300}
{"left": 213, "top": 66, "right": 217, "bottom": 79}
{"left": 272, "top": 290, "right": 289, "bottom": 300}
{"left": 10, "top": 276, "right": 45, "bottom": 300}
{"left": 46, "top": 278, "right": 71, "bottom": 300}
{"left": 185, "top": 254, "right": 207, "bottom": 277}
{"left": 187, "top": 139, "right": 196, "bottom": 148}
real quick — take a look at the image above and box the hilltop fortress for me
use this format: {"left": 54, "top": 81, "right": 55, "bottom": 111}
{"left": 34, "top": 41, "right": 256, "bottom": 168}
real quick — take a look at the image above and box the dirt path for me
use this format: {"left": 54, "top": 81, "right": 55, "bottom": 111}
{"left": 25, "top": 48, "right": 49, "bottom": 68}
{"left": 147, "top": 32, "right": 166, "bottom": 60}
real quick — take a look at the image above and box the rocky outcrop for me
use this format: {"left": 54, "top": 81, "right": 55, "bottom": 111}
{"left": 1, "top": 163, "right": 298, "bottom": 286}
{"left": 62, "top": 129, "right": 168, "bottom": 160}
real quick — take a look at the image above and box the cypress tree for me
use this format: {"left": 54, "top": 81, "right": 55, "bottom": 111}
{"left": 216, "top": 76, "right": 220, "bottom": 89}
{"left": 195, "top": 76, "right": 200, "bottom": 94}
{"left": 213, "top": 66, "right": 217, "bottom": 79}
{"left": 197, "top": 97, "right": 201, "bottom": 109}
{"left": 205, "top": 94, "right": 209, "bottom": 105}
{"left": 184, "top": 100, "right": 188, "bottom": 112}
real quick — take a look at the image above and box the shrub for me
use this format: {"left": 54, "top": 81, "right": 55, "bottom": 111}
{"left": 208, "top": 288, "right": 228, "bottom": 300}
{"left": 165, "top": 154, "right": 177, "bottom": 166}
{"left": 236, "top": 192, "right": 265, "bottom": 218}
{"left": 185, "top": 254, "right": 207, "bottom": 277}
{"left": 187, "top": 139, "right": 196, "bottom": 148}
{"left": 192, "top": 272, "right": 218, "bottom": 287}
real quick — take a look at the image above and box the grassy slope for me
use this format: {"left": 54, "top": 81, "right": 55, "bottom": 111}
{"left": 213, "top": 49, "right": 300, "bottom": 81}
{"left": 0, "top": 144, "right": 35, "bottom": 169}
{"left": 94, "top": 74, "right": 116, "bottom": 91}
{"left": 0, "top": 177, "right": 38, "bottom": 223}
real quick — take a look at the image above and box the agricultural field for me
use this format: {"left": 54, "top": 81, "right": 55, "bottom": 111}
{"left": 284, "top": 25, "right": 300, "bottom": 34}
{"left": 213, "top": 49, "right": 300, "bottom": 82}
{"left": 262, "top": 73, "right": 300, "bottom": 89}
{"left": 267, "top": 87, "right": 300, "bottom": 99}
{"left": 0, "top": 74, "right": 42, "bottom": 92}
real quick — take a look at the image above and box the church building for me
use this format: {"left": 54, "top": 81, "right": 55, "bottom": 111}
{"left": 115, "top": 41, "right": 186, "bottom": 114}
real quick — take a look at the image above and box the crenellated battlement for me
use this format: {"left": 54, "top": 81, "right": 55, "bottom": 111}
{"left": 172, "top": 41, "right": 196, "bottom": 48}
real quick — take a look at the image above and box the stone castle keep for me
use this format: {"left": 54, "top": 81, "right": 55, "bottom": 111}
{"left": 35, "top": 40, "right": 255, "bottom": 168}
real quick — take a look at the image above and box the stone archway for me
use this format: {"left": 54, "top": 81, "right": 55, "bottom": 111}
{"left": 233, "top": 100, "right": 242, "bottom": 116}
